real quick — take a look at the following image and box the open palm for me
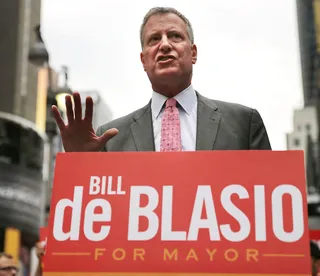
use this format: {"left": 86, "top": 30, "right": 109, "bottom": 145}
{"left": 52, "top": 92, "right": 118, "bottom": 152}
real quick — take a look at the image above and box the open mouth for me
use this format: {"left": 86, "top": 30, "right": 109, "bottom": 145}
{"left": 157, "top": 55, "right": 175, "bottom": 62}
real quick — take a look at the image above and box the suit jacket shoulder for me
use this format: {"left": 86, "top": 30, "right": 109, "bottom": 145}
{"left": 96, "top": 101, "right": 152, "bottom": 151}
{"left": 200, "top": 94, "right": 253, "bottom": 116}
{"left": 198, "top": 95, "right": 271, "bottom": 150}
{"left": 97, "top": 102, "right": 150, "bottom": 133}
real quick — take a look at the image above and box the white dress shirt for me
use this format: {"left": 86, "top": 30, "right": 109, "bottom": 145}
{"left": 151, "top": 85, "right": 198, "bottom": 151}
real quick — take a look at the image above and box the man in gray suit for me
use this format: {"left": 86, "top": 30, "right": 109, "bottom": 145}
{"left": 52, "top": 7, "right": 271, "bottom": 152}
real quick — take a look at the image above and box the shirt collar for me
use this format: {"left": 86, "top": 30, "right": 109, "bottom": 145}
{"left": 151, "top": 84, "right": 197, "bottom": 118}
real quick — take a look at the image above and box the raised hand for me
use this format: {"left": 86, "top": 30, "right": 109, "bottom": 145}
{"left": 52, "top": 92, "right": 118, "bottom": 152}
{"left": 35, "top": 241, "right": 46, "bottom": 260}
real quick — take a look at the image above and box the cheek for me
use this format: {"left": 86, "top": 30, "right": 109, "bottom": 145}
{"left": 181, "top": 53, "right": 194, "bottom": 66}
{"left": 179, "top": 48, "right": 193, "bottom": 62}
{"left": 144, "top": 49, "right": 157, "bottom": 63}
{"left": 144, "top": 57, "right": 155, "bottom": 70}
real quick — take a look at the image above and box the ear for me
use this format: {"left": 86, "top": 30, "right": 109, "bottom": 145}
{"left": 140, "top": 51, "right": 146, "bottom": 71}
{"left": 191, "top": 44, "right": 197, "bottom": 64}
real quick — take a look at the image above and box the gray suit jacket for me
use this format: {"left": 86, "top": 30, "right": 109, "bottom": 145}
{"left": 96, "top": 92, "right": 271, "bottom": 151}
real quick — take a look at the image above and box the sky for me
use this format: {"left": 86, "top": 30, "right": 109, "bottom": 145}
{"left": 41, "top": 0, "right": 304, "bottom": 150}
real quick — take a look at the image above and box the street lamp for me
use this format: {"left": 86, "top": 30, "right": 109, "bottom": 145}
{"left": 29, "top": 24, "right": 73, "bottom": 138}
{"left": 28, "top": 24, "right": 73, "bottom": 218}
{"left": 28, "top": 25, "right": 49, "bottom": 66}
{"left": 55, "top": 66, "right": 73, "bottom": 112}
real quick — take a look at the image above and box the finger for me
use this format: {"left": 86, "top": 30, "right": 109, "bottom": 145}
{"left": 65, "top": 95, "right": 74, "bottom": 124}
{"left": 36, "top": 248, "right": 44, "bottom": 255}
{"left": 73, "top": 92, "right": 82, "bottom": 121}
{"left": 35, "top": 241, "right": 44, "bottom": 249}
{"left": 51, "top": 105, "right": 65, "bottom": 131}
{"left": 84, "top": 96, "right": 93, "bottom": 123}
{"left": 98, "top": 128, "right": 119, "bottom": 149}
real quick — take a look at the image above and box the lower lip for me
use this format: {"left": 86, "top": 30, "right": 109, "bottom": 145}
{"left": 158, "top": 58, "right": 175, "bottom": 64}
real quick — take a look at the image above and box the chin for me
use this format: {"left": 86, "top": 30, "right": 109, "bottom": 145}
{"left": 156, "top": 69, "right": 181, "bottom": 78}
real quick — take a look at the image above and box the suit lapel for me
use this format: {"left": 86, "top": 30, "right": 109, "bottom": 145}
{"left": 196, "top": 94, "right": 221, "bottom": 150}
{"left": 130, "top": 102, "right": 155, "bottom": 151}
{"left": 129, "top": 92, "right": 221, "bottom": 151}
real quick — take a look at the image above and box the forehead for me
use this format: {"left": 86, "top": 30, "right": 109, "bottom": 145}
{"left": 0, "top": 257, "right": 15, "bottom": 268}
{"left": 143, "top": 13, "right": 188, "bottom": 36}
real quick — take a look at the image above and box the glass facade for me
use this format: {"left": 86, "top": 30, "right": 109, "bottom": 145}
{"left": 0, "top": 112, "right": 46, "bottom": 268}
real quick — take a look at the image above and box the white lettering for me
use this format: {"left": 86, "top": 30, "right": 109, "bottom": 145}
{"left": 128, "top": 186, "right": 159, "bottom": 240}
{"left": 187, "top": 186, "right": 220, "bottom": 241}
{"left": 116, "top": 176, "right": 126, "bottom": 195}
{"left": 220, "top": 185, "right": 250, "bottom": 242}
{"left": 254, "top": 185, "right": 266, "bottom": 241}
{"left": 53, "top": 186, "right": 83, "bottom": 241}
{"left": 107, "top": 176, "right": 116, "bottom": 195}
{"left": 162, "top": 186, "right": 186, "bottom": 240}
{"left": 84, "top": 199, "right": 111, "bottom": 241}
{"left": 89, "top": 176, "right": 100, "bottom": 195}
{"left": 272, "top": 185, "right": 304, "bottom": 242}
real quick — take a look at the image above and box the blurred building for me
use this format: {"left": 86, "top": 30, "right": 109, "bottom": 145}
{"left": 296, "top": 0, "right": 318, "bottom": 107}
{"left": 0, "top": 112, "right": 46, "bottom": 275}
{"left": 0, "top": 0, "right": 41, "bottom": 122}
{"left": 79, "top": 90, "right": 113, "bottom": 131}
{"left": 35, "top": 67, "right": 59, "bottom": 217}
{"left": 287, "top": 107, "right": 319, "bottom": 193}
{"left": 0, "top": 0, "right": 46, "bottom": 274}
{"left": 293, "top": 0, "right": 320, "bottom": 227}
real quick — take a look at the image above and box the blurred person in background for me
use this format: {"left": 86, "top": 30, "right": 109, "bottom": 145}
{"left": 33, "top": 241, "right": 45, "bottom": 276}
{"left": 311, "top": 241, "right": 320, "bottom": 276}
{"left": 0, "top": 253, "right": 18, "bottom": 276}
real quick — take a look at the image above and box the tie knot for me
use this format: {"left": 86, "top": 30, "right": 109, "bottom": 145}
{"left": 166, "top": 98, "right": 177, "bottom": 108}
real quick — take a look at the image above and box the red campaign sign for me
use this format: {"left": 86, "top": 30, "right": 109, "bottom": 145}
{"left": 39, "top": 227, "right": 48, "bottom": 243}
{"left": 310, "top": 230, "right": 320, "bottom": 249}
{"left": 44, "top": 151, "right": 311, "bottom": 276}
{"left": 310, "top": 230, "right": 320, "bottom": 241}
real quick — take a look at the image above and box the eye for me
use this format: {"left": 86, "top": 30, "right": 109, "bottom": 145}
{"left": 170, "top": 33, "right": 182, "bottom": 41}
{"left": 149, "top": 36, "right": 160, "bottom": 44}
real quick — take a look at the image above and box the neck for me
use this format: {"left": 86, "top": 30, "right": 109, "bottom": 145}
{"left": 152, "top": 80, "right": 192, "bottom": 98}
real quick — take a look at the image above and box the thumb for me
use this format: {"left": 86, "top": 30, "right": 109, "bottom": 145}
{"left": 98, "top": 128, "right": 119, "bottom": 148}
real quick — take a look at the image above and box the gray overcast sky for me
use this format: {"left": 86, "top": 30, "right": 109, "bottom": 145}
{"left": 41, "top": 0, "right": 303, "bottom": 150}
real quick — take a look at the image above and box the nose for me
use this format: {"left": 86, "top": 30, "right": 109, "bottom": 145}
{"left": 159, "top": 36, "right": 172, "bottom": 53}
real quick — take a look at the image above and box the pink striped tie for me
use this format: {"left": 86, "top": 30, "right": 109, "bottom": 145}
{"left": 160, "top": 98, "right": 182, "bottom": 152}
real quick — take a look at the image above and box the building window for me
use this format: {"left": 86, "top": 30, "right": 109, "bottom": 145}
{"left": 306, "top": 124, "right": 311, "bottom": 132}
{"left": 294, "top": 138, "right": 300, "bottom": 147}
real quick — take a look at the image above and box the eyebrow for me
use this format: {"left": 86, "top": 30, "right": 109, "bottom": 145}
{"left": 147, "top": 31, "right": 159, "bottom": 37}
